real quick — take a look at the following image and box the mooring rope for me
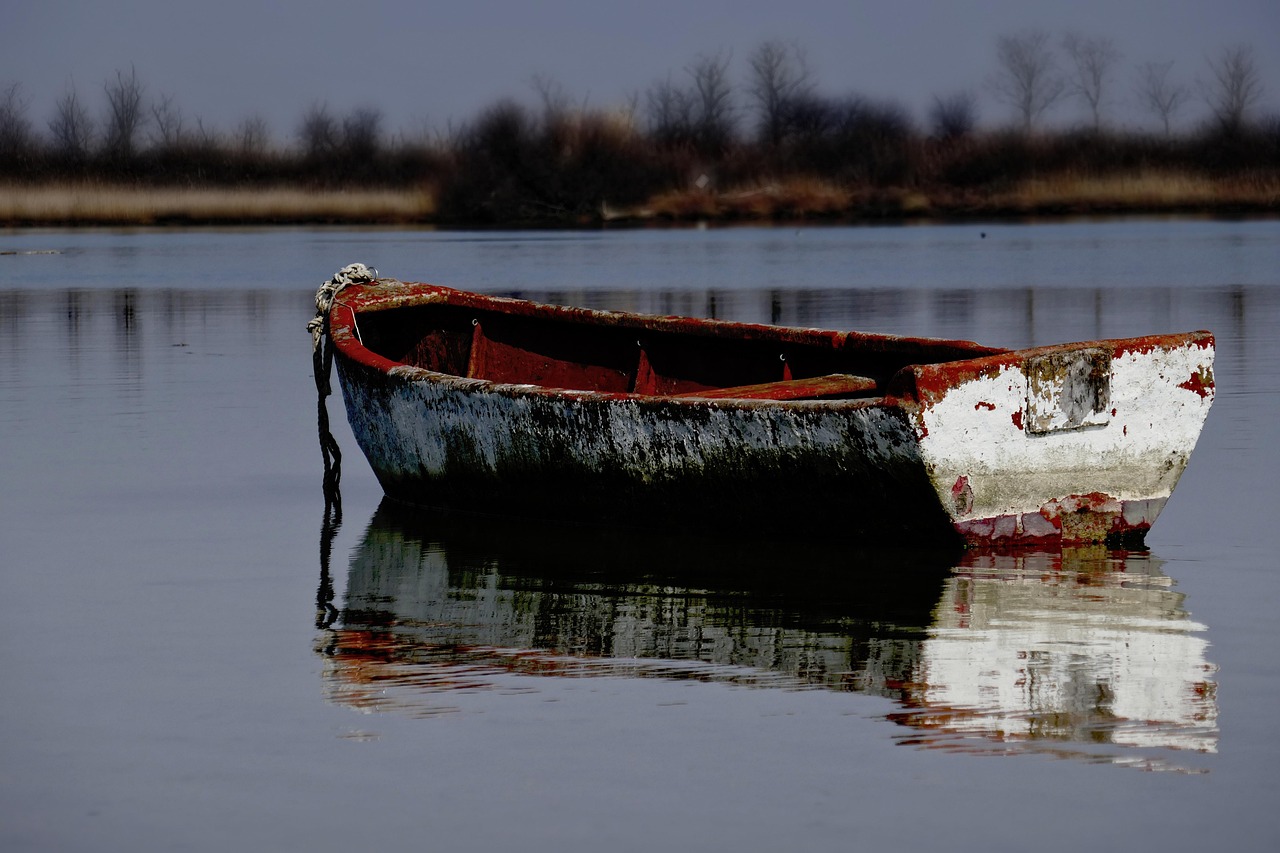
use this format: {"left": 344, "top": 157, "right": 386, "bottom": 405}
{"left": 307, "top": 262, "right": 377, "bottom": 352}
{"left": 309, "top": 263, "right": 378, "bottom": 508}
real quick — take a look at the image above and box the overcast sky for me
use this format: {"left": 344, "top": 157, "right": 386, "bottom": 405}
{"left": 5, "top": 0, "right": 1278, "bottom": 142}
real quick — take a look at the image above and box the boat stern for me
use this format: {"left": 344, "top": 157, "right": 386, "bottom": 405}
{"left": 897, "top": 332, "right": 1215, "bottom": 547}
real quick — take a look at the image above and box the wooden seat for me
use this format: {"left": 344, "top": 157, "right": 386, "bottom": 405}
{"left": 672, "top": 373, "right": 878, "bottom": 401}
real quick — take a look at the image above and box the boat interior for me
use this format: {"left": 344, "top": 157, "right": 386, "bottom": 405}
{"left": 353, "top": 301, "right": 1002, "bottom": 401}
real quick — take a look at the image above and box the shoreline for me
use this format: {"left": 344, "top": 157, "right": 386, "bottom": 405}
{"left": 2, "top": 174, "right": 1277, "bottom": 228}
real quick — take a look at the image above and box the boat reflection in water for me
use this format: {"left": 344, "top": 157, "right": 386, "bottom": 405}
{"left": 317, "top": 501, "right": 1217, "bottom": 768}
{"left": 891, "top": 549, "right": 1218, "bottom": 765}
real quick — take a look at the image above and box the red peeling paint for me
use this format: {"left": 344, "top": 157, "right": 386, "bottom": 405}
{"left": 955, "top": 495, "right": 1156, "bottom": 548}
{"left": 1114, "top": 331, "right": 1214, "bottom": 359}
{"left": 951, "top": 475, "right": 973, "bottom": 515}
{"left": 1178, "top": 367, "right": 1214, "bottom": 399}
{"left": 1010, "top": 409, "right": 1023, "bottom": 431}
{"left": 974, "top": 401, "right": 996, "bottom": 411}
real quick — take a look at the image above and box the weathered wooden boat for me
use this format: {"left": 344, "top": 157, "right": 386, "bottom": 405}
{"left": 318, "top": 265, "right": 1214, "bottom": 547}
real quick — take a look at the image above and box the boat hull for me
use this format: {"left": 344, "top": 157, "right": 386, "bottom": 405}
{"left": 899, "top": 334, "right": 1215, "bottom": 546}
{"left": 327, "top": 282, "right": 1214, "bottom": 547}
{"left": 335, "top": 353, "right": 954, "bottom": 536}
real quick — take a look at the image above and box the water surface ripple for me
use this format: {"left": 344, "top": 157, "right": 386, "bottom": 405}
{"left": 2, "top": 220, "right": 1277, "bottom": 851}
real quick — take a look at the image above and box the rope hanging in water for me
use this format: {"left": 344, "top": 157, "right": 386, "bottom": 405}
{"left": 309, "top": 263, "right": 378, "bottom": 506}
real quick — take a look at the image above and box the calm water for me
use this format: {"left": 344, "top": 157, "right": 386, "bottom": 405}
{"left": 2, "top": 220, "right": 1279, "bottom": 851}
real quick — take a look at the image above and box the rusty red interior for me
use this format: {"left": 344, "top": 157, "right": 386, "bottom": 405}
{"left": 352, "top": 299, "right": 1003, "bottom": 400}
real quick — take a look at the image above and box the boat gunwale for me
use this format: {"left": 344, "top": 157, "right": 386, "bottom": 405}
{"left": 327, "top": 280, "right": 1214, "bottom": 409}
{"left": 327, "top": 281, "right": 991, "bottom": 408}
{"left": 886, "top": 329, "right": 1216, "bottom": 402}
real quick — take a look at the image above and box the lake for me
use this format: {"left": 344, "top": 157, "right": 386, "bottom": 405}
{"left": 2, "top": 219, "right": 1279, "bottom": 851}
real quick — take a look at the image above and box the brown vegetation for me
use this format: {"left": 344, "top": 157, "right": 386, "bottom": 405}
{"left": 0, "top": 183, "right": 435, "bottom": 226}
{"left": 1, "top": 37, "right": 1277, "bottom": 227}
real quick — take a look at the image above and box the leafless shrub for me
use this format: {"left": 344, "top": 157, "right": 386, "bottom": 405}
{"left": 342, "top": 107, "right": 382, "bottom": 160}
{"left": 190, "top": 116, "right": 222, "bottom": 149}
{"left": 236, "top": 115, "right": 271, "bottom": 157}
{"left": 1062, "top": 33, "right": 1120, "bottom": 130}
{"left": 149, "top": 93, "right": 185, "bottom": 149}
{"left": 988, "top": 30, "right": 1066, "bottom": 133}
{"left": 929, "top": 91, "right": 978, "bottom": 141}
{"left": 1136, "top": 61, "right": 1190, "bottom": 137}
{"left": 1204, "top": 44, "right": 1264, "bottom": 133}
{"left": 531, "top": 73, "right": 574, "bottom": 126}
{"left": 48, "top": 86, "right": 95, "bottom": 158}
{"left": 618, "top": 91, "right": 641, "bottom": 128}
{"left": 645, "top": 75, "right": 696, "bottom": 144}
{"left": 462, "top": 100, "right": 533, "bottom": 159}
{"left": 687, "top": 51, "right": 735, "bottom": 153}
{"left": 298, "top": 103, "right": 339, "bottom": 158}
{"left": 102, "top": 66, "right": 146, "bottom": 158}
{"left": 0, "top": 82, "right": 34, "bottom": 159}
{"left": 772, "top": 94, "right": 915, "bottom": 184}
{"left": 747, "top": 40, "right": 814, "bottom": 148}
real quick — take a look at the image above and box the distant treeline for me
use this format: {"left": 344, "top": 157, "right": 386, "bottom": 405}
{"left": 1, "top": 34, "right": 1277, "bottom": 224}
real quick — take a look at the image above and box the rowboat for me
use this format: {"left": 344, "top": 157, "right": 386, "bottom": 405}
{"left": 317, "top": 264, "right": 1215, "bottom": 547}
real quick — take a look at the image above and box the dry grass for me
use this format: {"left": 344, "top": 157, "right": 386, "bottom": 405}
{"left": 625, "top": 169, "right": 1280, "bottom": 222}
{"left": 638, "top": 178, "right": 854, "bottom": 221}
{"left": 0, "top": 183, "right": 437, "bottom": 225}
{"left": 3, "top": 169, "right": 1276, "bottom": 227}
{"left": 991, "top": 170, "right": 1280, "bottom": 212}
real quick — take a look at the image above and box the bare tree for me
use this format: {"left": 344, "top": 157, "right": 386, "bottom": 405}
{"left": 687, "top": 51, "right": 736, "bottom": 153}
{"left": 149, "top": 93, "right": 185, "bottom": 149}
{"left": 342, "top": 106, "right": 382, "bottom": 159}
{"left": 190, "top": 116, "right": 221, "bottom": 149}
{"left": 987, "top": 30, "right": 1065, "bottom": 133}
{"left": 1062, "top": 33, "right": 1120, "bottom": 130}
{"left": 644, "top": 75, "right": 695, "bottom": 143}
{"left": 747, "top": 39, "right": 814, "bottom": 147}
{"left": 102, "top": 66, "right": 146, "bottom": 158}
{"left": 298, "top": 102, "right": 339, "bottom": 158}
{"left": 1136, "top": 61, "right": 1190, "bottom": 137}
{"left": 617, "top": 90, "right": 641, "bottom": 128}
{"left": 0, "top": 82, "right": 33, "bottom": 159}
{"left": 48, "top": 86, "right": 95, "bottom": 158}
{"left": 928, "top": 91, "right": 978, "bottom": 140}
{"left": 236, "top": 115, "right": 271, "bottom": 156}
{"left": 1204, "top": 44, "right": 1264, "bottom": 132}
{"left": 530, "top": 73, "right": 573, "bottom": 124}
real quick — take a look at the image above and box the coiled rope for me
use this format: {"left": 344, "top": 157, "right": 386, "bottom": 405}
{"left": 307, "top": 262, "right": 377, "bottom": 351}
{"left": 309, "top": 263, "right": 379, "bottom": 514}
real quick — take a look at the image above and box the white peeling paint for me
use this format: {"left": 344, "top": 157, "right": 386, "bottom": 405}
{"left": 916, "top": 339, "right": 1215, "bottom": 525}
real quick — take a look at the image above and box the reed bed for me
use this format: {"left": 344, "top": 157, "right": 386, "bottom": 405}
{"left": 2, "top": 169, "right": 1275, "bottom": 227}
{"left": 616, "top": 169, "right": 1280, "bottom": 223}
{"left": 990, "top": 170, "right": 1280, "bottom": 212}
{"left": 0, "top": 184, "right": 437, "bottom": 225}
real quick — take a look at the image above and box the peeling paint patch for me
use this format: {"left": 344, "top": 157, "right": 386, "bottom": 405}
{"left": 1042, "top": 493, "right": 1123, "bottom": 544}
{"left": 1024, "top": 347, "right": 1111, "bottom": 434}
{"left": 953, "top": 495, "right": 1159, "bottom": 547}
{"left": 951, "top": 476, "right": 974, "bottom": 516}
{"left": 974, "top": 401, "right": 996, "bottom": 411}
{"left": 1178, "top": 365, "right": 1215, "bottom": 399}
{"left": 913, "top": 332, "right": 1213, "bottom": 545}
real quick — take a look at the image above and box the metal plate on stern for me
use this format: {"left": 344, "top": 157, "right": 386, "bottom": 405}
{"left": 1024, "top": 348, "right": 1111, "bottom": 434}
